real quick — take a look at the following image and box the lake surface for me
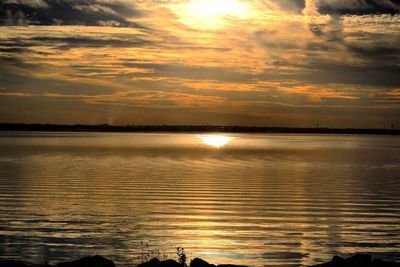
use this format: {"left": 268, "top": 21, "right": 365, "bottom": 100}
{"left": 0, "top": 132, "right": 399, "bottom": 267}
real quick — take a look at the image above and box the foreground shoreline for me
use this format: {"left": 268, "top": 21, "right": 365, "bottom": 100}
{"left": 1, "top": 254, "right": 399, "bottom": 267}
{"left": 0, "top": 123, "right": 399, "bottom": 135}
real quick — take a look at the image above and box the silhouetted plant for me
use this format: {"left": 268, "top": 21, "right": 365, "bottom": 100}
{"left": 162, "top": 253, "right": 169, "bottom": 261}
{"left": 176, "top": 246, "right": 187, "bottom": 267}
{"left": 135, "top": 240, "right": 151, "bottom": 263}
{"left": 131, "top": 242, "right": 190, "bottom": 265}
{"left": 132, "top": 241, "right": 170, "bottom": 264}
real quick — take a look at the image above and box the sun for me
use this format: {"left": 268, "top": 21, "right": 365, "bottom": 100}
{"left": 199, "top": 135, "right": 232, "bottom": 148}
{"left": 177, "top": 0, "right": 249, "bottom": 28}
{"left": 185, "top": 0, "right": 247, "bottom": 18}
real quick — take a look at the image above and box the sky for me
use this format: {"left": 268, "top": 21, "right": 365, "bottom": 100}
{"left": 0, "top": 0, "right": 399, "bottom": 128}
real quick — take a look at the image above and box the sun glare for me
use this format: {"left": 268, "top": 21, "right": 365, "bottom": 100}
{"left": 177, "top": 0, "right": 248, "bottom": 28}
{"left": 200, "top": 135, "right": 232, "bottom": 148}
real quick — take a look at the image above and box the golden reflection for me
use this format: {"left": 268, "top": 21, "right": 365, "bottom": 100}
{"left": 200, "top": 135, "right": 232, "bottom": 148}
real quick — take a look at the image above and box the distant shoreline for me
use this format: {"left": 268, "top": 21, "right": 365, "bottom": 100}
{"left": 0, "top": 123, "right": 399, "bottom": 135}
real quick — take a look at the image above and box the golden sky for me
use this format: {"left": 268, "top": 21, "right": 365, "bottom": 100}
{"left": 0, "top": 0, "right": 399, "bottom": 127}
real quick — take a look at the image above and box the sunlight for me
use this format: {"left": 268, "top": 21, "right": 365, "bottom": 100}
{"left": 177, "top": 0, "right": 249, "bottom": 28}
{"left": 200, "top": 135, "right": 232, "bottom": 148}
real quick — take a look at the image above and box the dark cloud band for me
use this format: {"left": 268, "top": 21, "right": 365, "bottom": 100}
{"left": 318, "top": 0, "right": 400, "bottom": 15}
{"left": 0, "top": 0, "right": 141, "bottom": 26}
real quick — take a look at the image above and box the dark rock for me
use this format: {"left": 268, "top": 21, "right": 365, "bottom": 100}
{"left": 0, "top": 260, "right": 27, "bottom": 267}
{"left": 310, "top": 263, "right": 331, "bottom": 267}
{"left": 309, "top": 254, "right": 370, "bottom": 267}
{"left": 309, "top": 260, "right": 333, "bottom": 267}
{"left": 330, "top": 256, "right": 345, "bottom": 267}
{"left": 159, "top": 259, "right": 181, "bottom": 267}
{"left": 55, "top": 255, "right": 115, "bottom": 267}
{"left": 190, "top": 258, "right": 216, "bottom": 267}
{"left": 372, "top": 259, "right": 400, "bottom": 267}
{"left": 344, "top": 254, "right": 371, "bottom": 267}
{"left": 138, "top": 258, "right": 161, "bottom": 267}
{"left": 308, "top": 254, "right": 400, "bottom": 267}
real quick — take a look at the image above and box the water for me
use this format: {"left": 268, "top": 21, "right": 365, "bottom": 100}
{"left": 0, "top": 132, "right": 399, "bottom": 267}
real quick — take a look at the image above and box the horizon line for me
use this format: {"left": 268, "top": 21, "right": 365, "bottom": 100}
{"left": 0, "top": 122, "right": 399, "bottom": 135}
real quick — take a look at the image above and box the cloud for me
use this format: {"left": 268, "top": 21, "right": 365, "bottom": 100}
{"left": 0, "top": 0, "right": 141, "bottom": 27}
{"left": 0, "top": 0, "right": 399, "bottom": 127}
{"left": 2, "top": 0, "right": 48, "bottom": 8}
{"left": 97, "top": 20, "right": 121, "bottom": 27}
{"left": 301, "top": 0, "right": 400, "bottom": 16}
{"left": 30, "top": 36, "right": 152, "bottom": 49}
{"left": 299, "top": 0, "right": 400, "bottom": 20}
{"left": 303, "top": 0, "right": 320, "bottom": 16}
{"left": 319, "top": 0, "right": 400, "bottom": 15}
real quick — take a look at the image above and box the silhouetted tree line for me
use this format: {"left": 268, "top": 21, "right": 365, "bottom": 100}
{"left": 0, "top": 123, "right": 399, "bottom": 135}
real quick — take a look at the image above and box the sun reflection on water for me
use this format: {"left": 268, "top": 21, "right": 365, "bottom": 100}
{"left": 199, "top": 135, "right": 232, "bottom": 148}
